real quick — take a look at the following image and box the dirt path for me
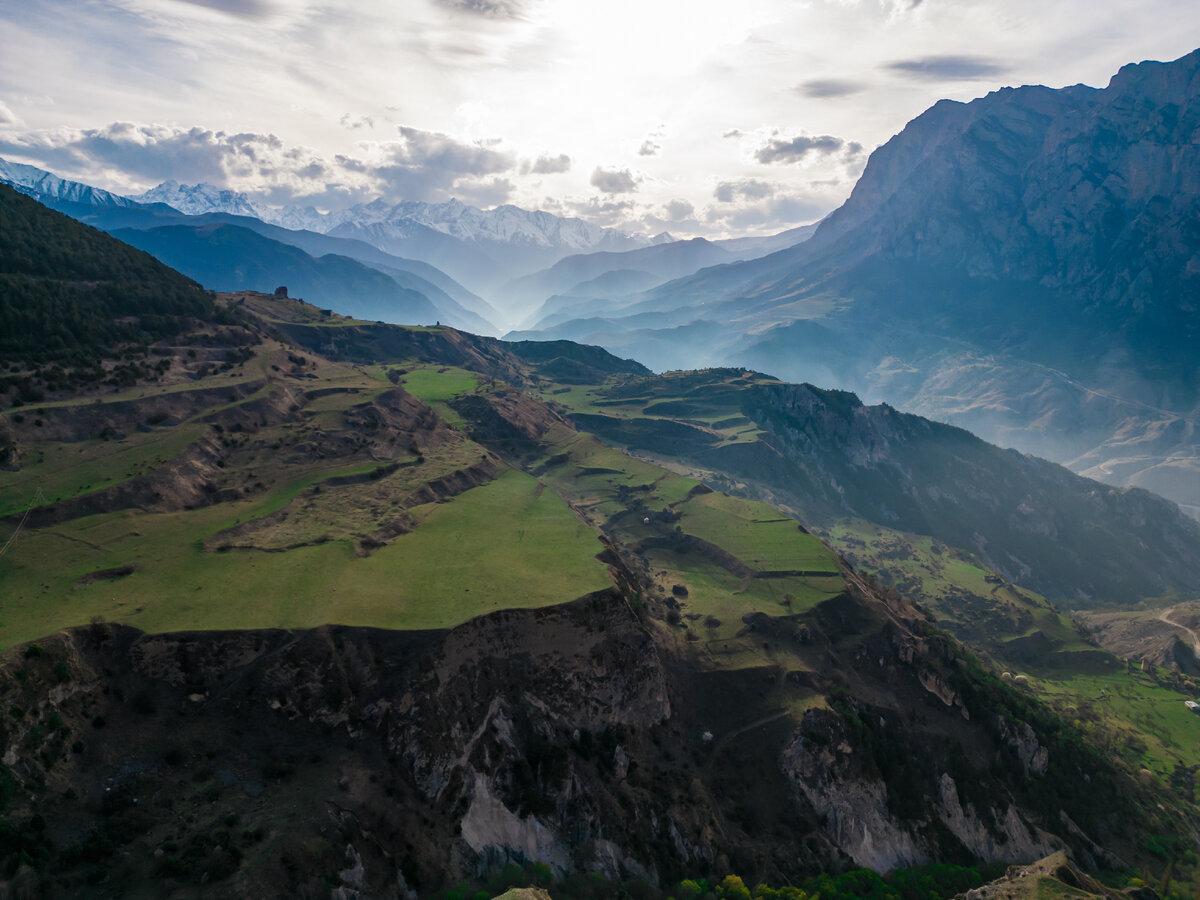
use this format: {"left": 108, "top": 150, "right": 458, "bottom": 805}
{"left": 1157, "top": 605, "right": 1200, "bottom": 659}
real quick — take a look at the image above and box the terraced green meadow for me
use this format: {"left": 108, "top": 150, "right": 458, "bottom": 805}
{"left": 524, "top": 423, "right": 844, "bottom": 658}
{"left": 0, "top": 464, "right": 609, "bottom": 644}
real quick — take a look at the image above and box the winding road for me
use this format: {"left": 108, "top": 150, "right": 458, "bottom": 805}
{"left": 1157, "top": 605, "right": 1200, "bottom": 659}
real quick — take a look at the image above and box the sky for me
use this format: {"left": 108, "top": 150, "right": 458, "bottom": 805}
{"left": 1, "top": 0, "right": 1199, "bottom": 238}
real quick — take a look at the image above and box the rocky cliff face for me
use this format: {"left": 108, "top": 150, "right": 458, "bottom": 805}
{"left": 0, "top": 558, "right": 1168, "bottom": 897}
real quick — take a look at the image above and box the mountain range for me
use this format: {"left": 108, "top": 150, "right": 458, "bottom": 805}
{"left": 133, "top": 179, "right": 670, "bottom": 295}
{"left": 0, "top": 158, "right": 815, "bottom": 335}
{"left": 509, "top": 49, "right": 1200, "bottom": 517}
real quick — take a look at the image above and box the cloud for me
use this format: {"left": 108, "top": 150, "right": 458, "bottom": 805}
{"left": 0, "top": 101, "right": 23, "bottom": 127}
{"left": 527, "top": 153, "right": 571, "bottom": 174}
{"left": 453, "top": 176, "right": 515, "bottom": 207}
{"left": 662, "top": 199, "right": 694, "bottom": 221}
{"left": 638, "top": 140, "right": 660, "bottom": 157}
{"left": 431, "top": 0, "right": 527, "bottom": 18}
{"left": 389, "top": 125, "right": 511, "bottom": 176}
{"left": 0, "top": 119, "right": 519, "bottom": 207}
{"left": 590, "top": 166, "right": 639, "bottom": 194}
{"left": 371, "top": 125, "right": 515, "bottom": 200}
{"left": 714, "top": 178, "right": 775, "bottom": 203}
{"left": 754, "top": 132, "right": 854, "bottom": 165}
{"left": 339, "top": 114, "right": 375, "bottom": 131}
{"left": 722, "top": 129, "right": 743, "bottom": 139}
{"left": 795, "top": 78, "right": 865, "bottom": 99}
{"left": 0, "top": 123, "right": 284, "bottom": 185}
{"left": 565, "top": 196, "right": 635, "bottom": 228}
{"left": 706, "top": 192, "right": 830, "bottom": 231}
{"left": 884, "top": 55, "right": 1008, "bottom": 81}
{"left": 168, "top": 0, "right": 276, "bottom": 19}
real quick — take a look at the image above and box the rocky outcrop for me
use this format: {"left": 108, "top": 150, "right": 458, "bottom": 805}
{"left": 0, "top": 563, "right": 1172, "bottom": 896}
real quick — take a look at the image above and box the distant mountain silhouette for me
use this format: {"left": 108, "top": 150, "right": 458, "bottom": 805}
{"left": 113, "top": 224, "right": 447, "bottom": 328}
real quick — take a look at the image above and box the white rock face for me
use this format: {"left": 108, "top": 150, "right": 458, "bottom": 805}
{"left": 782, "top": 733, "right": 924, "bottom": 871}
{"left": 937, "top": 774, "right": 1060, "bottom": 861}
{"left": 459, "top": 773, "right": 571, "bottom": 872}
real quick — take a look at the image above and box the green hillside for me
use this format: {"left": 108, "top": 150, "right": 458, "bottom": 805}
{"left": 0, "top": 184, "right": 222, "bottom": 367}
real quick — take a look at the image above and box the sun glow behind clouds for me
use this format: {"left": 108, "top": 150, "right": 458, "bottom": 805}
{"left": 1, "top": 0, "right": 1199, "bottom": 236}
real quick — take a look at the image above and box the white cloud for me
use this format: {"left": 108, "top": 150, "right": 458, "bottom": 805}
{"left": 0, "top": 100, "right": 22, "bottom": 127}
{"left": 2, "top": 0, "right": 1199, "bottom": 235}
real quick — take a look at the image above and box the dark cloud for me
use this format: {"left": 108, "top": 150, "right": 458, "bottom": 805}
{"left": 334, "top": 154, "right": 369, "bottom": 173}
{"left": 168, "top": 0, "right": 274, "bottom": 19}
{"left": 0, "top": 120, "right": 519, "bottom": 207}
{"left": 662, "top": 199, "right": 694, "bottom": 221}
{"left": 590, "top": 167, "right": 639, "bottom": 195}
{"left": 431, "top": 0, "right": 527, "bottom": 18}
{"left": 372, "top": 126, "right": 515, "bottom": 200}
{"left": 638, "top": 140, "right": 660, "bottom": 157}
{"left": 714, "top": 178, "right": 775, "bottom": 203}
{"left": 885, "top": 55, "right": 1007, "bottom": 81}
{"left": 722, "top": 129, "right": 743, "bottom": 138}
{"left": 528, "top": 153, "right": 571, "bottom": 174}
{"left": 296, "top": 160, "right": 328, "bottom": 180}
{"left": 795, "top": 78, "right": 865, "bottom": 99}
{"left": 393, "top": 126, "right": 511, "bottom": 176}
{"left": 754, "top": 133, "right": 849, "bottom": 165}
{"left": 751, "top": 130, "right": 864, "bottom": 168}
{"left": 0, "top": 123, "right": 283, "bottom": 184}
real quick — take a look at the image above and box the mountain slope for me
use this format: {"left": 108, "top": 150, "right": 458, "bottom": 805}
{"left": 0, "top": 184, "right": 220, "bottom": 365}
{"left": 111, "top": 223, "right": 455, "bottom": 327}
{"left": 0, "top": 158, "right": 502, "bottom": 332}
{"left": 545, "top": 369, "right": 1200, "bottom": 609}
{"left": 521, "top": 49, "right": 1200, "bottom": 512}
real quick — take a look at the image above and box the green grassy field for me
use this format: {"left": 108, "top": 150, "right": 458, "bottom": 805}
{"left": 819, "top": 518, "right": 1105, "bottom": 672}
{"left": 1037, "top": 668, "right": 1200, "bottom": 778}
{"left": 0, "top": 424, "right": 206, "bottom": 516}
{"left": 0, "top": 467, "right": 609, "bottom": 644}
{"left": 396, "top": 364, "right": 479, "bottom": 428}
{"left": 527, "top": 423, "right": 844, "bottom": 653}
{"left": 537, "top": 369, "right": 773, "bottom": 447}
{"left": 679, "top": 492, "right": 835, "bottom": 573}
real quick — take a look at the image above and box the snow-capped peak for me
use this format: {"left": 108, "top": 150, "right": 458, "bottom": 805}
{"left": 0, "top": 156, "right": 139, "bottom": 208}
{"left": 132, "top": 181, "right": 266, "bottom": 218}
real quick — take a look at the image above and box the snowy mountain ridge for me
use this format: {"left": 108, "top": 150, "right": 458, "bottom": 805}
{"left": 0, "top": 158, "right": 140, "bottom": 209}
{"left": 132, "top": 180, "right": 265, "bottom": 219}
